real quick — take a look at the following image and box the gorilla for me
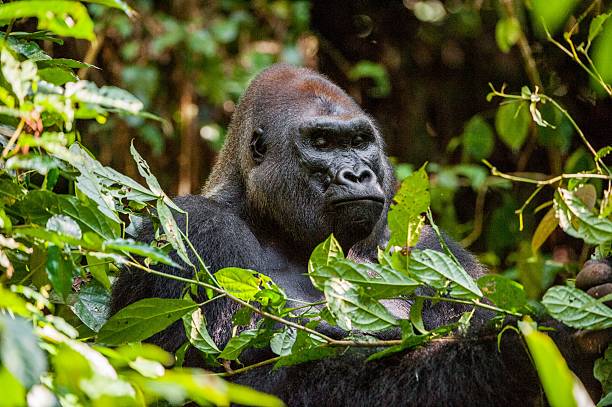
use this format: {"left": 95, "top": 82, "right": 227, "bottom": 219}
{"left": 111, "top": 64, "right": 611, "bottom": 406}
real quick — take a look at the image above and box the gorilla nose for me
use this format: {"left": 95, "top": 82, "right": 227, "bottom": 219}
{"left": 334, "top": 167, "right": 377, "bottom": 187}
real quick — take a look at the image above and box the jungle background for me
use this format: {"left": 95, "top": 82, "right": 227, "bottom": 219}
{"left": 72, "top": 0, "right": 610, "bottom": 285}
{"left": 0, "top": 1, "right": 611, "bottom": 406}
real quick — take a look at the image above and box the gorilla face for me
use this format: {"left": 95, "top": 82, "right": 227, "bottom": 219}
{"left": 295, "top": 116, "right": 387, "bottom": 249}
{"left": 234, "top": 66, "right": 394, "bottom": 253}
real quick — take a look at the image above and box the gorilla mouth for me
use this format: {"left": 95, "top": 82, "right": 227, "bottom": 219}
{"left": 330, "top": 196, "right": 385, "bottom": 206}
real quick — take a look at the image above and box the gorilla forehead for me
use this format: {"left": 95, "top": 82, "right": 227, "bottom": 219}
{"left": 249, "top": 64, "right": 364, "bottom": 126}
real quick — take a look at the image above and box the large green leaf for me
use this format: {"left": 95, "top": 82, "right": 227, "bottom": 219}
{"left": 98, "top": 298, "right": 199, "bottom": 345}
{"left": 0, "top": 315, "right": 47, "bottom": 388}
{"left": 518, "top": 320, "right": 580, "bottom": 407}
{"left": 554, "top": 188, "right": 612, "bottom": 245}
{"left": 387, "top": 165, "right": 430, "bottom": 248}
{"left": 462, "top": 114, "right": 494, "bottom": 161}
{"left": 542, "top": 285, "right": 612, "bottom": 330}
{"left": 324, "top": 278, "right": 398, "bottom": 332}
{"left": 310, "top": 259, "right": 418, "bottom": 299}
{"left": 0, "top": 1, "right": 95, "bottom": 40}
{"left": 408, "top": 249, "right": 482, "bottom": 298}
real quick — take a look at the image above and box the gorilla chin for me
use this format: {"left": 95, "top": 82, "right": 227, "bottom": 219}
{"left": 330, "top": 198, "right": 384, "bottom": 249}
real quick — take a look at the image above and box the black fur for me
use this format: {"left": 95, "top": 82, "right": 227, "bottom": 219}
{"left": 111, "top": 64, "right": 605, "bottom": 405}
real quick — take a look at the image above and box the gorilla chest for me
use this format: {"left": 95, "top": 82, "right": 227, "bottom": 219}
{"left": 258, "top": 243, "right": 323, "bottom": 305}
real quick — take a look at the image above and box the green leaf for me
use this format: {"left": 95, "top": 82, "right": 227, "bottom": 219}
{"left": 477, "top": 274, "right": 527, "bottom": 312}
{"left": 495, "top": 101, "right": 530, "bottom": 150}
{"left": 0, "top": 315, "right": 47, "bottom": 388}
{"left": 530, "top": 0, "right": 581, "bottom": 37}
{"left": 0, "top": 367, "right": 26, "bottom": 406}
{"left": 1, "top": 48, "right": 37, "bottom": 104}
{"left": 5, "top": 154, "right": 62, "bottom": 174}
{"left": 518, "top": 319, "right": 579, "bottom": 407}
{"left": 594, "top": 345, "right": 611, "bottom": 395}
{"left": 103, "top": 238, "right": 180, "bottom": 268}
{"left": 589, "top": 12, "right": 612, "bottom": 44}
{"left": 98, "top": 298, "right": 199, "bottom": 345}
{"left": 38, "top": 67, "right": 77, "bottom": 85}
{"left": 70, "top": 281, "right": 110, "bottom": 332}
{"left": 387, "top": 165, "right": 430, "bottom": 248}
{"left": 218, "top": 329, "right": 258, "bottom": 360}
{"left": 462, "top": 115, "right": 494, "bottom": 160}
{"left": 46, "top": 245, "right": 75, "bottom": 300}
{"left": 65, "top": 81, "right": 144, "bottom": 113}
{"left": 156, "top": 199, "right": 193, "bottom": 267}
{"left": 308, "top": 234, "right": 345, "bottom": 289}
{"left": 182, "top": 308, "right": 220, "bottom": 355}
{"left": 46, "top": 214, "right": 82, "bottom": 239}
{"left": 495, "top": 18, "right": 521, "bottom": 53}
{"left": 408, "top": 249, "right": 482, "bottom": 298}
{"left": 554, "top": 188, "right": 612, "bottom": 245}
{"left": 270, "top": 327, "right": 297, "bottom": 357}
{"left": 542, "top": 285, "right": 612, "bottom": 330}
{"left": 324, "top": 278, "right": 398, "bottom": 331}
{"left": 214, "top": 267, "right": 274, "bottom": 301}
{"left": 0, "top": 1, "right": 95, "bottom": 40}
{"left": 274, "top": 346, "right": 339, "bottom": 368}
{"left": 310, "top": 259, "right": 418, "bottom": 299}
{"left": 81, "top": 0, "right": 136, "bottom": 17}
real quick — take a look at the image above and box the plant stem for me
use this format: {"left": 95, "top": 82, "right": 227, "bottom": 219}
{"left": 125, "top": 261, "right": 337, "bottom": 343}
{"left": 482, "top": 160, "right": 611, "bottom": 185}
{"left": 414, "top": 295, "right": 523, "bottom": 317}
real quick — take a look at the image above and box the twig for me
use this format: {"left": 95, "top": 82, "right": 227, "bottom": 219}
{"left": 1, "top": 119, "right": 24, "bottom": 158}
{"left": 482, "top": 160, "right": 611, "bottom": 185}
{"left": 500, "top": 0, "right": 542, "bottom": 87}
{"left": 414, "top": 295, "right": 523, "bottom": 317}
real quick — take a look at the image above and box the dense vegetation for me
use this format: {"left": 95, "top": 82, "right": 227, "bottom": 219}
{"left": 0, "top": 1, "right": 610, "bottom": 406}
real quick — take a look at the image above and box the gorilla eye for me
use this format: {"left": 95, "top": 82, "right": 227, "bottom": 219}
{"left": 352, "top": 135, "right": 367, "bottom": 147}
{"left": 250, "top": 128, "right": 266, "bottom": 163}
{"left": 312, "top": 136, "right": 329, "bottom": 149}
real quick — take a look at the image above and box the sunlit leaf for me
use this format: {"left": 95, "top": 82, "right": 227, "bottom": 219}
{"left": 408, "top": 249, "right": 482, "bottom": 298}
{"left": 218, "top": 329, "right": 258, "bottom": 360}
{"left": 518, "top": 319, "right": 580, "bottom": 407}
{"left": 495, "top": 17, "right": 521, "bottom": 53}
{"left": 0, "top": 1, "right": 95, "bottom": 40}
{"left": 387, "top": 165, "right": 430, "bottom": 248}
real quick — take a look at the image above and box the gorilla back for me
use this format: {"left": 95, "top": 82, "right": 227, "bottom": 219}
{"left": 111, "top": 64, "right": 605, "bottom": 406}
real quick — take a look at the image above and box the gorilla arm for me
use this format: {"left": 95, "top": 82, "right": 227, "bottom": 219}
{"left": 110, "top": 194, "right": 264, "bottom": 352}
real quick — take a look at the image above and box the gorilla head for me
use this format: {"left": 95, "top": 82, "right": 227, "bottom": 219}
{"left": 204, "top": 65, "right": 395, "bottom": 253}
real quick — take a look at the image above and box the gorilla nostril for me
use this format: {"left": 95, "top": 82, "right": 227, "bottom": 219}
{"left": 358, "top": 169, "right": 375, "bottom": 184}
{"left": 335, "top": 168, "right": 376, "bottom": 186}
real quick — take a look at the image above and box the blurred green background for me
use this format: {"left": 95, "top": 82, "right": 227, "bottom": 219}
{"left": 46, "top": 0, "right": 611, "bottom": 292}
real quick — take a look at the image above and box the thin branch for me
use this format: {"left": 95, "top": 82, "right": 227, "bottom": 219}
{"left": 482, "top": 160, "right": 611, "bottom": 185}
{"left": 1, "top": 119, "right": 24, "bottom": 158}
{"left": 414, "top": 295, "right": 523, "bottom": 317}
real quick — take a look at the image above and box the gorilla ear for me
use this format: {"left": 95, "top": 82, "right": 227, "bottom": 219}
{"left": 250, "top": 127, "right": 266, "bottom": 163}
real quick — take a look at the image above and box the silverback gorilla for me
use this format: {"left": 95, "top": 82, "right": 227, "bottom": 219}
{"left": 112, "top": 64, "right": 611, "bottom": 406}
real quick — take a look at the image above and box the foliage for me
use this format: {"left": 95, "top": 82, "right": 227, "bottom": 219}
{"left": 0, "top": 1, "right": 282, "bottom": 406}
{"left": 0, "top": 1, "right": 611, "bottom": 407}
